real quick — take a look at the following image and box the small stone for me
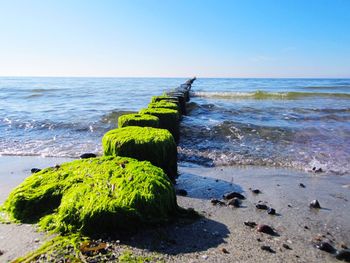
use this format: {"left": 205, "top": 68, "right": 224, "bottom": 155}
{"left": 304, "top": 226, "right": 309, "bottom": 230}
{"left": 261, "top": 245, "right": 275, "bottom": 253}
{"left": 201, "top": 254, "right": 208, "bottom": 260}
{"left": 256, "top": 204, "right": 268, "bottom": 210}
{"left": 340, "top": 243, "right": 348, "bottom": 249}
{"left": 283, "top": 244, "right": 292, "bottom": 250}
{"left": 257, "top": 224, "right": 276, "bottom": 235}
{"left": 31, "top": 168, "right": 41, "bottom": 174}
{"left": 0, "top": 250, "right": 4, "bottom": 256}
{"left": 310, "top": 200, "right": 321, "bottom": 209}
{"left": 221, "top": 248, "right": 229, "bottom": 254}
{"left": 227, "top": 198, "right": 241, "bottom": 207}
{"left": 80, "top": 153, "right": 97, "bottom": 159}
{"left": 336, "top": 249, "right": 350, "bottom": 261}
{"left": 211, "top": 199, "right": 225, "bottom": 206}
{"left": 288, "top": 204, "right": 292, "bottom": 208}
{"left": 34, "top": 238, "right": 40, "bottom": 243}
{"left": 267, "top": 208, "right": 276, "bottom": 215}
{"left": 176, "top": 189, "right": 188, "bottom": 196}
{"left": 252, "top": 189, "right": 261, "bottom": 194}
{"left": 244, "top": 221, "right": 257, "bottom": 228}
{"left": 223, "top": 192, "right": 245, "bottom": 200}
{"left": 299, "top": 183, "right": 306, "bottom": 188}
{"left": 316, "top": 241, "right": 336, "bottom": 254}
{"left": 257, "top": 238, "right": 262, "bottom": 242}
{"left": 315, "top": 168, "right": 323, "bottom": 173}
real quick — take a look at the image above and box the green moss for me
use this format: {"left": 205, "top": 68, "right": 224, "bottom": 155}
{"left": 102, "top": 127, "right": 177, "bottom": 178}
{"left": 1, "top": 156, "right": 178, "bottom": 235}
{"left": 150, "top": 95, "right": 179, "bottom": 104}
{"left": 148, "top": 101, "right": 180, "bottom": 112}
{"left": 118, "top": 113, "right": 159, "bottom": 128}
{"left": 139, "top": 108, "right": 180, "bottom": 142}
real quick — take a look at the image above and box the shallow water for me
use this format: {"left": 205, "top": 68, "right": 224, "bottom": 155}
{"left": 1, "top": 77, "right": 349, "bottom": 175}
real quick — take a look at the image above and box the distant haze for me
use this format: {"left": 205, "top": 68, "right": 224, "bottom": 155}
{"left": 0, "top": 0, "right": 349, "bottom": 78}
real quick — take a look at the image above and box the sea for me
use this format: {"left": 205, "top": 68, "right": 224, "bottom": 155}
{"left": 1, "top": 77, "right": 349, "bottom": 175}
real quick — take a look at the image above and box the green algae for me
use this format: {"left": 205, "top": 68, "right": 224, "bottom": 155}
{"left": 148, "top": 101, "right": 180, "bottom": 112}
{"left": 102, "top": 127, "right": 177, "bottom": 179}
{"left": 138, "top": 108, "right": 180, "bottom": 143}
{"left": 118, "top": 113, "right": 159, "bottom": 128}
{"left": 1, "top": 156, "right": 178, "bottom": 235}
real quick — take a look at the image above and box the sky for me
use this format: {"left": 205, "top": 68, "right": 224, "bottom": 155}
{"left": 0, "top": 0, "right": 349, "bottom": 78}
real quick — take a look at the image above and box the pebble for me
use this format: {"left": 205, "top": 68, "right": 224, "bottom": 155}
{"left": 336, "top": 249, "right": 350, "bottom": 262}
{"left": 261, "top": 245, "right": 275, "bottom": 253}
{"left": 80, "top": 153, "right": 97, "bottom": 159}
{"left": 244, "top": 221, "right": 257, "bottom": 228}
{"left": 221, "top": 248, "right": 229, "bottom": 254}
{"left": 34, "top": 238, "right": 40, "bottom": 243}
{"left": 267, "top": 208, "right": 276, "bottom": 215}
{"left": 201, "top": 255, "right": 208, "bottom": 260}
{"left": 257, "top": 224, "right": 276, "bottom": 235}
{"left": 211, "top": 199, "right": 225, "bottom": 206}
{"left": 31, "top": 168, "right": 41, "bottom": 174}
{"left": 316, "top": 241, "right": 336, "bottom": 254}
{"left": 227, "top": 198, "right": 241, "bottom": 207}
{"left": 176, "top": 189, "right": 188, "bottom": 196}
{"left": 223, "top": 192, "right": 245, "bottom": 200}
{"left": 251, "top": 189, "right": 261, "bottom": 194}
{"left": 0, "top": 250, "right": 3, "bottom": 256}
{"left": 310, "top": 200, "right": 321, "bottom": 209}
{"left": 299, "top": 183, "right": 306, "bottom": 188}
{"left": 282, "top": 243, "right": 292, "bottom": 250}
{"left": 256, "top": 204, "right": 268, "bottom": 210}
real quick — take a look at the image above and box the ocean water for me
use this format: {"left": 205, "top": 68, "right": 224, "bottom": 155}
{"left": 1, "top": 77, "right": 349, "bottom": 175}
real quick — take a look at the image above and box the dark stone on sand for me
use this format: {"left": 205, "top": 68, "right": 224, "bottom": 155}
{"left": 176, "top": 189, "right": 188, "bottom": 196}
{"left": 80, "top": 153, "right": 97, "bottom": 159}
{"left": 336, "top": 249, "right": 350, "bottom": 262}
{"left": 251, "top": 189, "right": 261, "bottom": 194}
{"left": 211, "top": 199, "right": 225, "bottom": 206}
{"left": 256, "top": 204, "right": 268, "bottom": 210}
{"left": 283, "top": 244, "right": 292, "bottom": 250}
{"left": 304, "top": 226, "right": 309, "bottom": 230}
{"left": 244, "top": 221, "right": 257, "bottom": 228}
{"left": 299, "top": 183, "right": 306, "bottom": 188}
{"left": 267, "top": 207, "right": 276, "bottom": 215}
{"left": 316, "top": 241, "right": 336, "bottom": 254}
{"left": 31, "top": 168, "right": 41, "bottom": 174}
{"left": 221, "top": 248, "right": 229, "bottom": 254}
{"left": 257, "top": 224, "right": 276, "bottom": 235}
{"left": 261, "top": 245, "right": 275, "bottom": 253}
{"left": 315, "top": 168, "right": 323, "bottom": 173}
{"left": 310, "top": 199, "right": 321, "bottom": 209}
{"left": 227, "top": 198, "right": 241, "bottom": 208}
{"left": 223, "top": 192, "right": 245, "bottom": 200}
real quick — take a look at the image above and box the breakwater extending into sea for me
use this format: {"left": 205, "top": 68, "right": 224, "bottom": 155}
{"left": 1, "top": 77, "right": 350, "bottom": 175}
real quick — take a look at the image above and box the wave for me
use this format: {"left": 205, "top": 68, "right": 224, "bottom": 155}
{"left": 193, "top": 90, "right": 350, "bottom": 100}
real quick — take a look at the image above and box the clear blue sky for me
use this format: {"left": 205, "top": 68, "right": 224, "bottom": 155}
{"left": 0, "top": 0, "right": 349, "bottom": 77}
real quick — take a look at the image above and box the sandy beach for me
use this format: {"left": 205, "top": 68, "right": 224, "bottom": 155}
{"left": 1, "top": 156, "right": 349, "bottom": 262}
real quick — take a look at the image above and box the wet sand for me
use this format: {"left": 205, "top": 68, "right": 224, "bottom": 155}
{"left": 1, "top": 156, "right": 349, "bottom": 262}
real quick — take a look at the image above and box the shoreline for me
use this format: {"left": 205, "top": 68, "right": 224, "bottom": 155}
{"left": 1, "top": 156, "right": 349, "bottom": 262}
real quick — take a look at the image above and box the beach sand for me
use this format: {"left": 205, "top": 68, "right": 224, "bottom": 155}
{"left": 0, "top": 156, "right": 349, "bottom": 262}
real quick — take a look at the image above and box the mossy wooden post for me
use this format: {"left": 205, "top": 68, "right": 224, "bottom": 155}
{"left": 152, "top": 94, "right": 186, "bottom": 115}
{"left": 102, "top": 126, "right": 177, "bottom": 178}
{"left": 1, "top": 156, "right": 179, "bottom": 234}
{"left": 118, "top": 113, "right": 159, "bottom": 128}
{"left": 148, "top": 101, "right": 180, "bottom": 113}
{"left": 139, "top": 108, "right": 180, "bottom": 143}
{"left": 166, "top": 91, "right": 187, "bottom": 114}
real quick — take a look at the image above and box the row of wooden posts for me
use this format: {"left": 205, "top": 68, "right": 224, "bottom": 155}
{"left": 101, "top": 77, "right": 196, "bottom": 180}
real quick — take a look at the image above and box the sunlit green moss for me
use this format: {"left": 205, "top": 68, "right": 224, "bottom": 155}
{"left": 1, "top": 156, "right": 178, "bottom": 235}
{"left": 102, "top": 127, "right": 177, "bottom": 178}
{"left": 139, "top": 108, "right": 180, "bottom": 142}
{"left": 118, "top": 113, "right": 159, "bottom": 128}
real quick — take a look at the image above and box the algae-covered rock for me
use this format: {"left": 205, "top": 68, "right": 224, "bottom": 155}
{"left": 118, "top": 113, "right": 159, "bottom": 128}
{"left": 102, "top": 126, "right": 177, "bottom": 178}
{"left": 151, "top": 95, "right": 186, "bottom": 115}
{"left": 139, "top": 108, "right": 180, "bottom": 142}
{"left": 1, "top": 156, "right": 178, "bottom": 235}
{"left": 148, "top": 101, "right": 180, "bottom": 112}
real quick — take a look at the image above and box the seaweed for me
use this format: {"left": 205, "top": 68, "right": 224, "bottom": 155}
{"left": 139, "top": 108, "right": 180, "bottom": 143}
{"left": 102, "top": 127, "right": 177, "bottom": 179}
{"left": 118, "top": 113, "right": 159, "bottom": 128}
{"left": 1, "top": 156, "right": 178, "bottom": 235}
